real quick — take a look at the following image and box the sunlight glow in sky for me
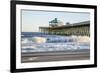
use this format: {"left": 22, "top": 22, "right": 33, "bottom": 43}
{"left": 22, "top": 10, "right": 90, "bottom": 32}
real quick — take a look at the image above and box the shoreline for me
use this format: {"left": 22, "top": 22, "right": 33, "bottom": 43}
{"left": 21, "top": 49, "right": 90, "bottom": 63}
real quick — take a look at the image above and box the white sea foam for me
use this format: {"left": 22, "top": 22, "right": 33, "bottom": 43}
{"left": 21, "top": 35, "right": 90, "bottom": 52}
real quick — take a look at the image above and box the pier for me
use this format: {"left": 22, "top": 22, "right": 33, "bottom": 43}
{"left": 39, "top": 20, "right": 90, "bottom": 36}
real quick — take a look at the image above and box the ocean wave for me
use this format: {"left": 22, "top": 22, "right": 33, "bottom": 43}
{"left": 21, "top": 32, "right": 90, "bottom": 52}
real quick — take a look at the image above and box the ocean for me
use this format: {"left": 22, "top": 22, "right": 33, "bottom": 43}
{"left": 21, "top": 32, "right": 90, "bottom": 53}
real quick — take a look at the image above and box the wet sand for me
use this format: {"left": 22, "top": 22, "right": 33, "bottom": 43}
{"left": 21, "top": 49, "right": 90, "bottom": 63}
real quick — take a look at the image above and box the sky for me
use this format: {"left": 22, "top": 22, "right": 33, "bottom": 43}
{"left": 22, "top": 10, "right": 90, "bottom": 32}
